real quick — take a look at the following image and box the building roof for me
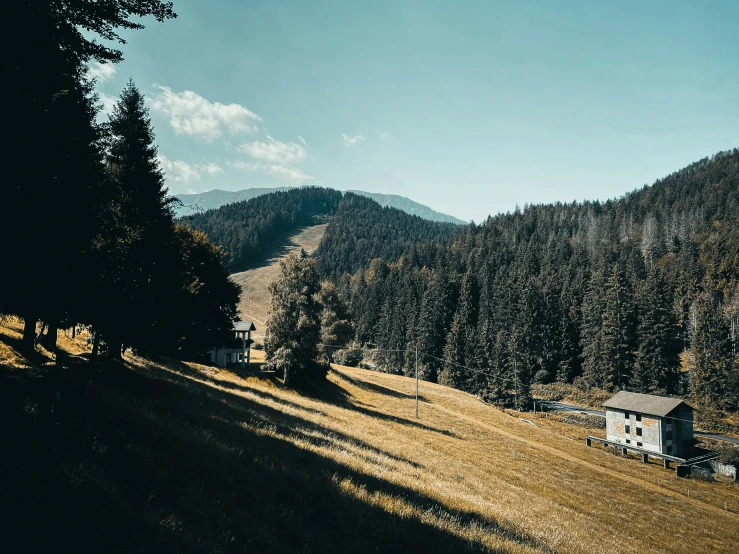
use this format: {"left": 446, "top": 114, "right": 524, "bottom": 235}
{"left": 602, "top": 391, "right": 693, "bottom": 417}
{"left": 232, "top": 321, "right": 256, "bottom": 332}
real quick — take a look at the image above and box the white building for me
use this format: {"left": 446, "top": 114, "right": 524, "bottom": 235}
{"left": 603, "top": 391, "right": 694, "bottom": 458}
{"left": 208, "top": 321, "right": 256, "bottom": 369}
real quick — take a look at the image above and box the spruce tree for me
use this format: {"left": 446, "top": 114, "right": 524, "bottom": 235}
{"left": 416, "top": 269, "right": 455, "bottom": 382}
{"left": 601, "top": 266, "right": 635, "bottom": 391}
{"left": 690, "top": 292, "right": 732, "bottom": 408}
{"left": 580, "top": 260, "right": 608, "bottom": 389}
{"left": 632, "top": 268, "right": 681, "bottom": 393}
{"left": 99, "top": 80, "right": 178, "bottom": 356}
{"left": 441, "top": 270, "right": 478, "bottom": 391}
{"left": 3, "top": 0, "right": 176, "bottom": 348}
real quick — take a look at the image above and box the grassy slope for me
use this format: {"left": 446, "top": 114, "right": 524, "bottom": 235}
{"left": 2, "top": 318, "right": 738, "bottom": 554}
{"left": 229, "top": 224, "right": 327, "bottom": 339}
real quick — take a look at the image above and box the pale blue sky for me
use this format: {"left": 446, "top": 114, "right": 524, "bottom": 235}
{"left": 92, "top": 0, "right": 739, "bottom": 222}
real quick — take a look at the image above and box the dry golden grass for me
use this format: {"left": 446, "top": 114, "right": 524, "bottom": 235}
{"left": 230, "top": 224, "right": 327, "bottom": 340}
{"left": 2, "top": 320, "right": 738, "bottom": 553}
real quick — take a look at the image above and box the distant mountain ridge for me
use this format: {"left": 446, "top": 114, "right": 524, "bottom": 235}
{"left": 345, "top": 190, "right": 466, "bottom": 224}
{"left": 175, "top": 186, "right": 465, "bottom": 224}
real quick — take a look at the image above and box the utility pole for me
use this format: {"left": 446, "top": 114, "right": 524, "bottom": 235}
{"left": 415, "top": 344, "right": 419, "bottom": 418}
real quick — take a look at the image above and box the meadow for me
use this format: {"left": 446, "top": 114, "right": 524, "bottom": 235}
{"left": 1, "top": 317, "right": 738, "bottom": 553}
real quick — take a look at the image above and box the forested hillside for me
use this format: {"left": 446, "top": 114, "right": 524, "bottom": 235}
{"left": 183, "top": 187, "right": 342, "bottom": 273}
{"left": 175, "top": 186, "right": 465, "bottom": 223}
{"left": 175, "top": 187, "right": 291, "bottom": 217}
{"left": 328, "top": 150, "right": 739, "bottom": 412}
{"left": 315, "top": 193, "right": 462, "bottom": 278}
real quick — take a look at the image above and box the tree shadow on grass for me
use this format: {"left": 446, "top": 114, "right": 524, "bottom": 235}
{"left": 0, "top": 356, "right": 551, "bottom": 553}
{"left": 305, "top": 372, "right": 460, "bottom": 439}
{"left": 331, "top": 368, "right": 428, "bottom": 401}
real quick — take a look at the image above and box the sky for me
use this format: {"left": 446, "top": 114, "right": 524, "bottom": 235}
{"left": 91, "top": 0, "right": 739, "bottom": 222}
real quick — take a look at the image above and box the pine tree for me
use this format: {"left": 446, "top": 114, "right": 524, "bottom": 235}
{"left": 690, "top": 292, "right": 732, "bottom": 408}
{"left": 98, "top": 80, "right": 178, "bottom": 356}
{"left": 3, "top": 0, "right": 176, "bottom": 348}
{"left": 601, "top": 266, "right": 635, "bottom": 391}
{"left": 580, "top": 260, "right": 608, "bottom": 389}
{"left": 416, "top": 269, "right": 455, "bottom": 382}
{"left": 512, "top": 278, "right": 542, "bottom": 409}
{"left": 632, "top": 268, "right": 681, "bottom": 393}
{"left": 441, "top": 270, "right": 479, "bottom": 391}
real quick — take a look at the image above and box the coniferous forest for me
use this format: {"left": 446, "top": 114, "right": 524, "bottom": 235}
{"left": 1, "top": 2, "right": 239, "bottom": 358}
{"left": 184, "top": 187, "right": 342, "bottom": 273}
{"left": 318, "top": 151, "right": 739, "bottom": 412}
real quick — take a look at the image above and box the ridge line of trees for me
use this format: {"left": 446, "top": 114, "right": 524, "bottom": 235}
{"left": 319, "top": 149, "right": 739, "bottom": 411}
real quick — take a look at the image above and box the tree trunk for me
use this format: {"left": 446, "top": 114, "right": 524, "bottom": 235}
{"left": 22, "top": 314, "right": 36, "bottom": 351}
{"left": 72, "top": 325, "right": 76, "bottom": 339}
{"left": 42, "top": 321, "right": 59, "bottom": 351}
{"left": 92, "top": 331, "right": 100, "bottom": 357}
{"left": 106, "top": 336, "right": 123, "bottom": 360}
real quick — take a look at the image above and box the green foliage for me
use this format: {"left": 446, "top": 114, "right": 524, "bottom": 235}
{"left": 315, "top": 193, "right": 461, "bottom": 279}
{"left": 690, "top": 292, "right": 735, "bottom": 409}
{"left": 631, "top": 268, "right": 681, "bottom": 394}
{"left": 1, "top": 0, "right": 179, "bottom": 351}
{"left": 264, "top": 253, "right": 326, "bottom": 385}
{"left": 319, "top": 282, "right": 354, "bottom": 362}
{"left": 184, "top": 187, "right": 342, "bottom": 272}
{"left": 326, "top": 149, "right": 739, "bottom": 410}
{"left": 168, "top": 226, "right": 242, "bottom": 356}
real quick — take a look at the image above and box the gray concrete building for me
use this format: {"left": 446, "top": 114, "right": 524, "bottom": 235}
{"left": 603, "top": 391, "right": 694, "bottom": 458}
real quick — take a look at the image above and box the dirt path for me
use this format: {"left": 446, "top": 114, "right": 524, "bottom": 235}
{"left": 230, "top": 224, "right": 327, "bottom": 340}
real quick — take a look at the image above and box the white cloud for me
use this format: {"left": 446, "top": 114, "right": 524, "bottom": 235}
{"left": 379, "top": 132, "right": 392, "bottom": 140}
{"left": 239, "top": 136, "right": 307, "bottom": 164}
{"left": 149, "top": 85, "right": 261, "bottom": 140}
{"left": 158, "top": 154, "right": 223, "bottom": 183}
{"left": 342, "top": 133, "right": 365, "bottom": 146}
{"left": 230, "top": 160, "right": 314, "bottom": 185}
{"left": 201, "top": 162, "right": 224, "bottom": 176}
{"left": 98, "top": 93, "right": 117, "bottom": 116}
{"left": 297, "top": 135, "right": 308, "bottom": 147}
{"left": 87, "top": 62, "right": 116, "bottom": 83}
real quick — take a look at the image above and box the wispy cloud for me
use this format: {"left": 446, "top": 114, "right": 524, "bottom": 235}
{"left": 158, "top": 154, "right": 223, "bottom": 183}
{"left": 235, "top": 134, "right": 313, "bottom": 184}
{"left": 342, "top": 133, "right": 365, "bottom": 147}
{"left": 230, "top": 160, "right": 314, "bottom": 185}
{"left": 149, "top": 85, "right": 261, "bottom": 140}
{"left": 238, "top": 136, "right": 307, "bottom": 165}
{"left": 87, "top": 61, "right": 116, "bottom": 83}
{"left": 201, "top": 162, "right": 224, "bottom": 176}
{"left": 379, "top": 132, "right": 392, "bottom": 140}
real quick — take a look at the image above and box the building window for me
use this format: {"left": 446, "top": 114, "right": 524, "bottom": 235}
{"left": 625, "top": 412, "right": 630, "bottom": 419}
{"left": 665, "top": 417, "right": 672, "bottom": 426}
{"left": 625, "top": 425, "right": 631, "bottom": 434}
{"left": 626, "top": 439, "right": 631, "bottom": 444}
{"left": 636, "top": 427, "right": 642, "bottom": 437}
{"left": 667, "top": 445, "right": 673, "bottom": 454}
{"left": 637, "top": 442, "right": 643, "bottom": 447}
{"left": 636, "top": 414, "right": 641, "bottom": 422}
{"left": 666, "top": 430, "right": 672, "bottom": 441}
